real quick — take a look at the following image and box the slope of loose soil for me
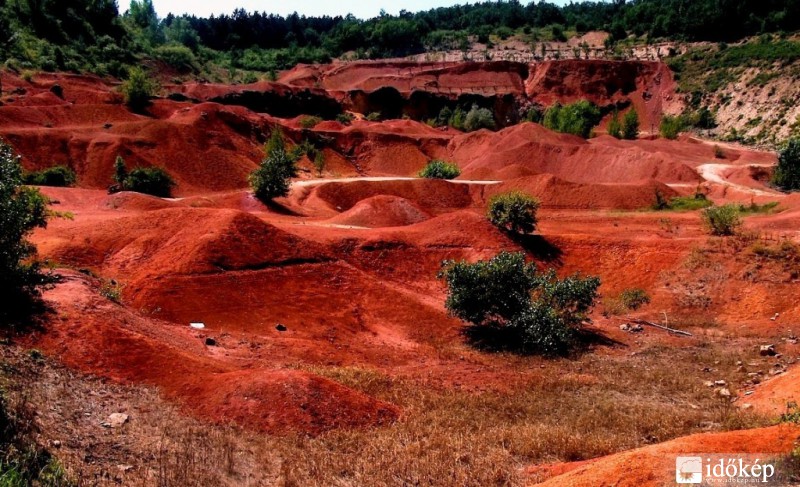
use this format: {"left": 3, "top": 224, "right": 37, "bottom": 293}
{"left": 29, "top": 272, "right": 399, "bottom": 434}
{"left": 527, "top": 424, "right": 800, "bottom": 486}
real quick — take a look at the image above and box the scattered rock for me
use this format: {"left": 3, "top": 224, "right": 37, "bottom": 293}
{"left": 117, "top": 465, "right": 134, "bottom": 473}
{"left": 101, "top": 413, "right": 129, "bottom": 428}
{"left": 771, "top": 313, "right": 780, "bottom": 321}
{"left": 760, "top": 344, "right": 777, "bottom": 356}
{"left": 704, "top": 381, "right": 714, "bottom": 387}
{"left": 276, "top": 324, "right": 287, "bottom": 332}
{"left": 714, "top": 380, "right": 727, "bottom": 387}
{"left": 52, "top": 440, "right": 61, "bottom": 448}
{"left": 205, "top": 337, "right": 217, "bottom": 346}
{"left": 718, "top": 388, "right": 731, "bottom": 398}
{"left": 740, "top": 403, "right": 753, "bottom": 410}
{"left": 103, "top": 122, "right": 113, "bottom": 129}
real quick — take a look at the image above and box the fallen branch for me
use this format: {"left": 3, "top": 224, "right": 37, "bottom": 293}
{"left": 610, "top": 316, "right": 693, "bottom": 337}
{"left": 631, "top": 318, "right": 693, "bottom": 337}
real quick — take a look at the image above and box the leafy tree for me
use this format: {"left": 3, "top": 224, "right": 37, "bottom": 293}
{"left": 659, "top": 115, "right": 684, "bottom": 140}
{"left": 701, "top": 204, "right": 742, "bottom": 236}
{"left": 622, "top": 109, "right": 639, "bottom": 140}
{"left": 464, "top": 105, "right": 496, "bottom": 132}
{"left": 773, "top": 138, "right": 800, "bottom": 191}
{"left": 24, "top": 165, "right": 76, "bottom": 187}
{"left": 419, "top": 160, "right": 461, "bottom": 179}
{"left": 439, "top": 251, "right": 600, "bottom": 355}
{"left": 249, "top": 129, "right": 299, "bottom": 201}
{"left": 543, "top": 100, "right": 601, "bottom": 138}
{"left": 121, "top": 67, "right": 157, "bottom": 112}
{"left": 487, "top": 191, "right": 540, "bottom": 234}
{"left": 0, "top": 140, "right": 55, "bottom": 323}
{"left": 124, "top": 167, "right": 175, "bottom": 197}
{"left": 607, "top": 110, "right": 622, "bottom": 138}
{"left": 114, "top": 156, "right": 128, "bottom": 186}
{"left": 112, "top": 157, "right": 175, "bottom": 197}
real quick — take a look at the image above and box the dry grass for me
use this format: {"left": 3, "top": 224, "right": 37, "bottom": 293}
{"left": 0, "top": 337, "right": 770, "bottom": 486}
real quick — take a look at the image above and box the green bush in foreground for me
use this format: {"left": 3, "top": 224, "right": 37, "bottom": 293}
{"left": 439, "top": 251, "right": 600, "bottom": 355}
{"left": 487, "top": 191, "right": 540, "bottom": 234}
{"left": 419, "top": 160, "right": 461, "bottom": 179}
{"left": 24, "top": 165, "right": 76, "bottom": 187}
{"left": 701, "top": 204, "right": 742, "bottom": 236}
{"left": 0, "top": 140, "right": 55, "bottom": 324}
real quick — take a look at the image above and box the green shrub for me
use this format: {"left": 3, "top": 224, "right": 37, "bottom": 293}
{"left": 714, "top": 145, "right": 726, "bottom": 159}
{"left": 660, "top": 115, "right": 685, "bottom": 140}
{"left": 121, "top": 67, "right": 157, "bottom": 112}
{"left": 607, "top": 110, "right": 622, "bottom": 138}
{"left": 24, "top": 165, "right": 76, "bottom": 187}
{"left": 153, "top": 44, "right": 197, "bottom": 71}
{"left": 622, "top": 108, "right": 639, "bottom": 140}
{"left": 487, "top": 191, "right": 540, "bottom": 234}
{"left": 701, "top": 204, "right": 742, "bottom": 236}
{"left": 419, "top": 160, "right": 461, "bottom": 179}
{"left": 336, "top": 112, "right": 355, "bottom": 125}
{"left": 439, "top": 251, "right": 600, "bottom": 355}
{"left": 299, "top": 116, "right": 322, "bottom": 129}
{"left": 0, "top": 140, "right": 55, "bottom": 324}
{"left": 773, "top": 138, "right": 800, "bottom": 191}
{"left": 313, "top": 151, "right": 326, "bottom": 177}
{"left": 618, "top": 288, "right": 651, "bottom": 310}
{"left": 124, "top": 167, "right": 175, "bottom": 197}
{"left": 654, "top": 193, "right": 713, "bottom": 211}
{"left": 366, "top": 112, "right": 382, "bottom": 121}
{"left": 112, "top": 157, "right": 175, "bottom": 197}
{"left": 249, "top": 129, "right": 299, "bottom": 201}
{"left": 464, "top": 105, "right": 496, "bottom": 131}
{"left": 543, "top": 100, "right": 601, "bottom": 138}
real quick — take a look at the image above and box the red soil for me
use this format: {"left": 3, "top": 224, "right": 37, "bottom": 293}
{"left": 30, "top": 272, "right": 398, "bottom": 434}
{"left": 526, "top": 424, "right": 800, "bottom": 486}
{"left": 328, "top": 195, "right": 431, "bottom": 227}
{"left": 6, "top": 64, "right": 797, "bottom": 450}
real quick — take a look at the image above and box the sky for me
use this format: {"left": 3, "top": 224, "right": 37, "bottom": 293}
{"left": 117, "top": 0, "right": 568, "bottom": 20}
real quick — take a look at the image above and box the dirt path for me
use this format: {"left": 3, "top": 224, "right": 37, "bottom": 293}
{"left": 697, "top": 163, "right": 780, "bottom": 197}
{"left": 293, "top": 177, "right": 502, "bottom": 187}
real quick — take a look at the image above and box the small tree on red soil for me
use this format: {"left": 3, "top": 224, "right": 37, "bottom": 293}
{"left": 487, "top": 191, "right": 540, "bottom": 234}
{"left": 0, "top": 140, "right": 55, "bottom": 324}
{"left": 439, "top": 251, "right": 600, "bottom": 355}
{"left": 249, "top": 129, "right": 299, "bottom": 202}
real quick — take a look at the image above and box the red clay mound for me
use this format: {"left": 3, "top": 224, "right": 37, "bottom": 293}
{"left": 31, "top": 272, "right": 397, "bottom": 434}
{"left": 308, "top": 179, "right": 476, "bottom": 214}
{"left": 2, "top": 102, "right": 264, "bottom": 194}
{"left": 449, "top": 123, "right": 703, "bottom": 184}
{"left": 328, "top": 195, "right": 431, "bottom": 227}
{"left": 487, "top": 174, "right": 678, "bottom": 210}
{"left": 39, "top": 207, "right": 331, "bottom": 281}
{"left": 527, "top": 425, "right": 800, "bottom": 486}
{"left": 744, "top": 363, "right": 800, "bottom": 417}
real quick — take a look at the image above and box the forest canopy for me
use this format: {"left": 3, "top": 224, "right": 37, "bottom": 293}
{"left": 1, "top": 0, "right": 799, "bottom": 76}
